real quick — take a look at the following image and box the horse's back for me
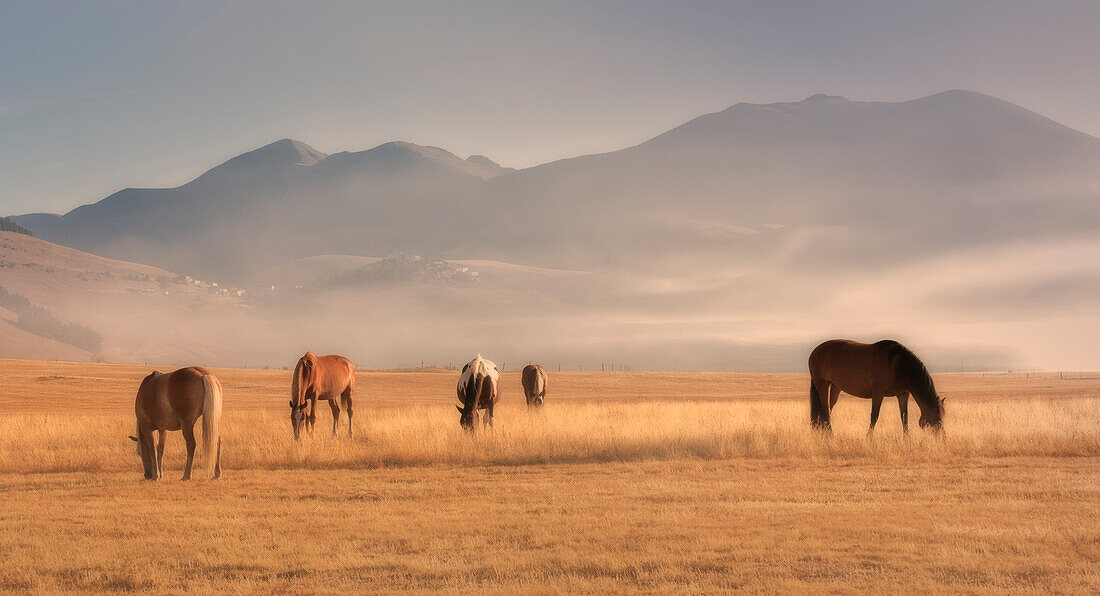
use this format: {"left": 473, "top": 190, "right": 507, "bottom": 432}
{"left": 136, "top": 366, "right": 209, "bottom": 428}
{"left": 314, "top": 354, "right": 356, "bottom": 396}
{"left": 809, "top": 339, "right": 869, "bottom": 371}
{"left": 458, "top": 355, "right": 498, "bottom": 410}
{"left": 809, "top": 339, "right": 910, "bottom": 398}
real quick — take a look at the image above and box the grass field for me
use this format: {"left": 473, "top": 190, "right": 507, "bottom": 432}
{"left": 0, "top": 359, "right": 1098, "bottom": 592}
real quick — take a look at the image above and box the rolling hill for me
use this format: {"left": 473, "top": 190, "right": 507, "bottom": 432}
{"left": 0, "top": 231, "right": 276, "bottom": 365}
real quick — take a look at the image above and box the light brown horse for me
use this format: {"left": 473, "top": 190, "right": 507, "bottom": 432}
{"left": 521, "top": 364, "right": 547, "bottom": 407}
{"left": 291, "top": 351, "right": 356, "bottom": 440}
{"left": 808, "top": 339, "right": 945, "bottom": 432}
{"left": 457, "top": 354, "right": 498, "bottom": 430}
{"left": 128, "top": 367, "right": 222, "bottom": 480}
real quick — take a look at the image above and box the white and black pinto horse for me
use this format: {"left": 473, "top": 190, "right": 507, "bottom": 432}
{"left": 456, "top": 354, "right": 499, "bottom": 430}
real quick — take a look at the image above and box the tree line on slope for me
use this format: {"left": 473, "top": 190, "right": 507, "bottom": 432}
{"left": 0, "top": 284, "right": 102, "bottom": 353}
{"left": 0, "top": 217, "right": 33, "bottom": 236}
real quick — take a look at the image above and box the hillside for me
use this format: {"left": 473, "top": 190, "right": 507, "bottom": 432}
{"left": 0, "top": 232, "right": 276, "bottom": 365}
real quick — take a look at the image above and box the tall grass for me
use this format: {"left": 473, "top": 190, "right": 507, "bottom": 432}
{"left": 1, "top": 399, "right": 1097, "bottom": 474}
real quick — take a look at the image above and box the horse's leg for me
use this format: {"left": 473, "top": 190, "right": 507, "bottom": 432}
{"left": 329, "top": 398, "right": 341, "bottom": 437}
{"left": 342, "top": 387, "right": 354, "bottom": 438}
{"left": 139, "top": 428, "right": 158, "bottom": 480}
{"left": 155, "top": 430, "right": 167, "bottom": 479}
{"left": 487, "top": 398, "right": 495, "bottom": 428}
{"left": 869, "top": 396, "right": 883, "bottom": 433}
{"left": 898, "top": 392, "right": 910, "bottom": 433}
{"left": 181, "top": 424, "right": 197, "bottom": 481}
{"left": 828, "top": 384, "right": 840, "bottom": 409}
{"left": 308, "top": 395, "right": 318, "bottom": 436}
{"left": 811, "top": 379, "right": 832, "bottom": 430}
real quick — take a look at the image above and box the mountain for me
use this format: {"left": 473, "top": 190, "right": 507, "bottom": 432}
{"left": 8, "top": 90, "right": 1100, "bottom": 369}
{"left": 474, "top": 90, "right": 1100, "bottom": 271}
{"left": 16, "top": 90, "right": 1100, "bottom": 279}
{"left": 13, "top": 139, "right": 512, "bottom": 279}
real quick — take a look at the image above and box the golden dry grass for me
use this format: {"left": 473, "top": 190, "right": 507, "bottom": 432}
{"left": 0, "top": 359, "right": 1098, "bottom": 593}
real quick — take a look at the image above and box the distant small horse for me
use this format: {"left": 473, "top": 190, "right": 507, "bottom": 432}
{"left": 291, "top": 352, "right": 356, "bottom": 440}
{"left": 521, "top": 364, "right": 547, "bottom": 407}
{"left": 457, "top": 354, "right": 498, "bottom": 430}
{"left": 128, "top": 367, "right": 222, "bottom": 480}
{"left": 808, "top": 339, "right": 945, "bottom": 432}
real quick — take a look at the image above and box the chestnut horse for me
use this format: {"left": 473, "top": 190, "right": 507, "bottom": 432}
{"left": 808, "top": 339, "right": 945, "bottom": 432}
{"left": 457, "top": 354, "right": 498, "bottom": 429}
{"left": 521, "top": 364, "right": 547, "bottom": 407}
{"left": 290, "top": 352, "right": 356, "bottom": 440}
{"left": 128, "top": 367, "right": 222, "bottom": 480}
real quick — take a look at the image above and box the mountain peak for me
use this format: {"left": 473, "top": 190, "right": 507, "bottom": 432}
{"left": 238, "top": 138, "right": 327, "bottom": 167}
{"left": 466, "top": 154, "right": 515, "bottom": 174}
{"left": 188, "top": 139, "right": 327, "bottom": 185}
{"left": 318, "top": 141, "right": 509, "bottom": 180}
{"left": 466, "top": 154, "right": 501, "bottom": 168}
{"left": 800, "top": 93, "right": 849, "bottom": 103}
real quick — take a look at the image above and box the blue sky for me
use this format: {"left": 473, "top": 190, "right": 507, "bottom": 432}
{"left": 3, "top": 0, "right": 1099, "bottom": 214}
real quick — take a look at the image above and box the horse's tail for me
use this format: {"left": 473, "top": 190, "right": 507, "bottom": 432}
{"left": 535, "top": 370, "right": 545, "bottom": 398}
{"left": 809, "top": 382, "right": 826, "bottom": 427}
{"left": 201, "top": 374, "right": 223, "bottom": 478}
{"left": 464, "top": 370, "right": 479, "bottom": 409}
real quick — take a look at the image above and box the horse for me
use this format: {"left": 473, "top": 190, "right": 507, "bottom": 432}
{"left": 290, "top": 352, "right": 356, "bottom": 440}
{"left": 128, "top": 367, "right": 222, "bottom": 480}
{"left": 457, "top": 354, "right": 499, "bottom": 430}
{"left": 521, "top": 364, "right": 547, "bottom": 407}
{"left": 808, "top": 339, "right": 945, "bottom": 432}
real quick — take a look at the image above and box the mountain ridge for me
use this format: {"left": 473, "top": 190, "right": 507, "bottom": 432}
{"left": 9, "top": 89, "right": 1100, "bottom": 280}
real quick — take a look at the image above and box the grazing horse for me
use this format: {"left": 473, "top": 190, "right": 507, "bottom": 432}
{"left": 457, "top": 354, "right": 499, "bottom": 430}
{"left": 808, "top": 339, "right": 945, "bottom": 432}
{"left": 128, "top": 367, "right": 222, "bottom": 480}
{"left": 521, "top": 364, "right": 547, "bottom": 407}
{"left": 290, "top": 352, "right": 356, "bottom": 440}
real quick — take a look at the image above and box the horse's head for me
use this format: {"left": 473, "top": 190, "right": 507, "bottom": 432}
{"left": 919, "top": 395, "right": 946, "bottom": 431}
{"left": 289, "top": 399, "right": 308, "bottom": 440}
{"left": 527, "top": 395, "right": 543, "bottom": 408}
{"left": 456, "top": 404, "right": 478, "bottom": 430}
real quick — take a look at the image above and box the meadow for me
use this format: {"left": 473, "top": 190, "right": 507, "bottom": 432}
{"left": 0, "top": 359, "right": 1098, "bottom": 592}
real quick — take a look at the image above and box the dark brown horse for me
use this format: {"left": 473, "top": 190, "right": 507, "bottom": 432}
{"left": 128, "top": 367, "right": 222, "bottom": 480}
{"left": 521, "top": 364, "right": 547, "bottom": 407}
{"left": 457, "top": 354, "right": 498, "bottom": 430}
{"left": 291, "top": 352, "right": 356, "bottom": 440}
{"left": 808, "top": 339, "right": 945, "bottom": 432}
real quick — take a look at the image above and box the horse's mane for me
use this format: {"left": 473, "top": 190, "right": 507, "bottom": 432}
{"left": 880, "top": 340, "right": 939, "bottom": 411}
{"left": 292, "top": 353, "right": 316, "bottom": 408}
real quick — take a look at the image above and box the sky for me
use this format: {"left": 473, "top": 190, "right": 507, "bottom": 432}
{"left": 2, "top": 0, "right": 1100, "bottom": 215}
